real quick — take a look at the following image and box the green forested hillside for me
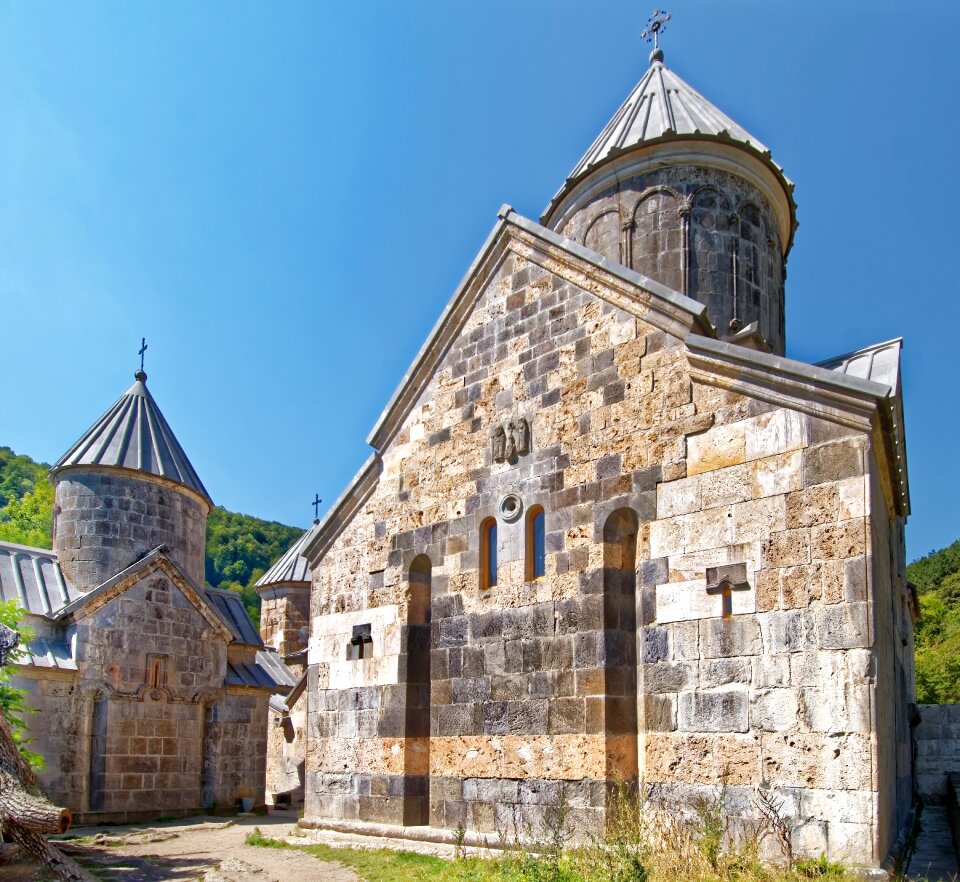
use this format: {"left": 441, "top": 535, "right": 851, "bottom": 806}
{"left": 907, "top": 540, "right": 960, "bottom": 703}
{"left": 0, "top": 446, "right": 301, "bottom": 626}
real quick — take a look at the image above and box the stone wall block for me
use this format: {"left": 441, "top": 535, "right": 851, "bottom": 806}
{"left": 677, "top": 690, "right": 749, "bottom": 733}
{"left": 803, "top": 440, "right": 865, "bottom": 488}
{"left": 752, "top": 689, "right": 799, "bottom": 732}
{"left": 762, "top": 529, "right": 811, "bottom": 568}
{"left": 744, "top": 410, "right": 806, "bottom": 462}
{"left": 700, "top": 617, "right": 761, "bottom": 658}
{"left": 761, "top": 610, "right": 816, "bottom": 655}
{"left": 645, "top": 694, "right": 677, "bottom": 731}
{"left": 687, "top": 423, "right": 747, "bottom": 477}
{"left": 670, "top": 621, "right": 700, "bottom": 661}
{"left": 644, "top": 662, "right": 694, "bottom": 693}
{"left": 817, "top": 604, "right": 869, "bottom": 650}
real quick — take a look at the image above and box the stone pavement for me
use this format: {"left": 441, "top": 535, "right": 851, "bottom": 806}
{"left": 906, "top": 806, "right": 958, "bottom": 882}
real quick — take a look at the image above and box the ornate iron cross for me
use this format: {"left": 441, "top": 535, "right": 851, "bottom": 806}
{"left": 312, "top": 493, "right": 322, "bottom": 520}
{"left": 138, "top": 337, "right": 148, "bottom": 373}
{"left": 642, "top": 8, "right": 671, "bottom": 48}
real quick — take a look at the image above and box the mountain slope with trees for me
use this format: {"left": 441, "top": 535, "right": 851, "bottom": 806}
{"left": 907, "top": 539, "right": 960, "bottom": 703}
{"left": 0, "top": 446, "right": 301, "bottom": 626}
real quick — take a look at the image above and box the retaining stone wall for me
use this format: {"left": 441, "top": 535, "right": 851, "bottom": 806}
{"left": 916, "top": 704, "right": 960, "bottom": 801}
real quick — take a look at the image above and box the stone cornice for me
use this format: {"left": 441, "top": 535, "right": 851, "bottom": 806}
{"left": 543, "top": 137, "right": 797, "bottom": 259}
{"left": 51, "top": 464, "right": 213, "bottom": 514}
{"left": 51, "top": 547, "right": 236, "bottom": 643}
{"left": 685, "top": 334, "right": 909, "bottom": 516}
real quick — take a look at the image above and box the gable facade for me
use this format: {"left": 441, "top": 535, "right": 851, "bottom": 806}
{"left": 298, "top": 211, "right": 913, "bottom": 865}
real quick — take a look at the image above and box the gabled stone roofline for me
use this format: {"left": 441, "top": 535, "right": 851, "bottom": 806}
{"left": 50, "top": 546, "right": 237, "bottom": 642}
{"left": 301, "top": 453, "right": 382, "bottom": 568}
{"left": 366, "top": 206, "right": 713, "bottom": 455}
{"left": 685, "top": 334, "right": 909, "bottom": 516}
{"left": 303, "top": 207, "right": 718, "bottom": 570}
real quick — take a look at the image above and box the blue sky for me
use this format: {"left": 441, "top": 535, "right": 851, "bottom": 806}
{"left": 1, "top": 1, "right": 956, "bottom": 562}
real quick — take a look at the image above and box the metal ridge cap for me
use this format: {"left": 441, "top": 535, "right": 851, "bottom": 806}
{"left": 0, "top": 539, "right": 58, "bottom": 558}
{"left": 815, "top": 336, "right": 904, "bottom": 368}
{"left": 686, "top": 334, "right": 892, "bottom": 400}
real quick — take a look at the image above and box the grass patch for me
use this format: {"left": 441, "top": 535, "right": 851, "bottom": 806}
{"left": 246, "top": 828, "right": 490, "bottom": 880}
{"left": 244, "top": 791, "right": 873, "bottom": 882}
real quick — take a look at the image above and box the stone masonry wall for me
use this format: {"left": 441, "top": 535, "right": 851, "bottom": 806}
{"left": 20, "top": 569, "right": 231, "bottom": 818}
{"left": 53, "top": 470, "right": 207, "bottom": 591}
{"left": 554, "top": 166, "right": 786, "bottom": 354}
{"left": 305, "top": 248, "right": 899, "bottom": 863}
{"left": 265, "top": 691, "right": 308, "bottom": 807}
{"left": 916, "top": 704, "right": 960, "bottom": 801}
{"left": 202, "top": 687, "right": 270, "bottom": 811}
{"left": 259, "top": 585, "right": 310, "bottom": 656}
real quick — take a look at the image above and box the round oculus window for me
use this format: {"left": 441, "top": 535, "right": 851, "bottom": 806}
{"left": 499, "top": 494, "right": 523, "bottom": 523}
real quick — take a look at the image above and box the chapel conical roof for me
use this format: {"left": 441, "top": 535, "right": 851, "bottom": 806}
{"left": 543, "top": 48, "right": 796, "bottom": 244}
{"left": 256, "top": 522, "right": 317, "bottom": 588}
{"left": 52, "top": 371, "right": 212, "bottom": 506}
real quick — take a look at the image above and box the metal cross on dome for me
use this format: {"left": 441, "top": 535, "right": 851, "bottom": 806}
{"left": 138, "top": 337, "right": 148, "bottom": 373}
{"left": 641, "top": 8, "right": 671, "bottom": 48}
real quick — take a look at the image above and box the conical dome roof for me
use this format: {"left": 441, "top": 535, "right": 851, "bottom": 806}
{"left": 256, "top": 523, "right": 317, "bottom": 588}
{"left": 52, "top": 371, "right": 212, "bottom": 505}
{"left": 544, "top": 49, "right": 795, "bottom": 247}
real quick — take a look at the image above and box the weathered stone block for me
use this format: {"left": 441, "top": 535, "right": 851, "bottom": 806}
{"left": 678, "top": 690, "right": 748, "bottom": 733}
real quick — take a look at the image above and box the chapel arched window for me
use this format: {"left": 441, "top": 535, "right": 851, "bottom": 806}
{"left": 526, "top": 506, "right": 545, "bottom": 580}
{"left": 480, "top": 517, "right": 497, "bottom": 589}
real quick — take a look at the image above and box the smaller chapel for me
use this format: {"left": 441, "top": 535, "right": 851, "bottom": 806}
{"left": 0, "top": 368, "right": 294, "bottom": 822}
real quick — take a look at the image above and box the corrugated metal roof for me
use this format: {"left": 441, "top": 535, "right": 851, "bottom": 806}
{"left": 52, "top": 372, "right": 211, "bottom": 505}
{"left": 568, "top": 53, "right": 772, "bottom": 182}
{"left": 256, "top": 525, "right": 316, "bottom": 587}
{"left": 817, "top": 338, "right": 902, "bottom": 395}
{"left": 23, "top": 635, "right": 77, "bottom": 671}
{"left": 256, "top": 649, "right": 298, "bottom": 688}
{"left": 204, "top": 586, "right": 263, "bottom": 646}
{"left": 226, "top": 650, "right": 296, "bottom": 690}
{"left": 0, "top": 541, "right": 79, "bottom": 616}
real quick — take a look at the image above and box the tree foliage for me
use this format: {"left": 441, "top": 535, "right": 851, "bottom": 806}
{"left": 0, "top": 446, "right": 301, "bottom": 627}
{"left": 0, "top": 447, "right": 53, "bottom": 548}
{"left": 908, "top": 539, "right": 960, "bottom": 703}
{"left": 0, "top": 600, "right": 43, "bottom": 768}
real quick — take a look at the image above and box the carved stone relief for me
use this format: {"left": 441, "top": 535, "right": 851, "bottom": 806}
{"left": 491, "top": 417, "right": 530, "bottom": 463}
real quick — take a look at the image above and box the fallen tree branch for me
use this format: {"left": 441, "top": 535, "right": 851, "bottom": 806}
{"left": 0, "top": 623, "right": 96, "bottom": 882}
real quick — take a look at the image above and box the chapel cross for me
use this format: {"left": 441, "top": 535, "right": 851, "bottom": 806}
{"left": 138, "top": 337, "right": 148, "bottom": 373}
{"left": 641, "top": 8, "right": 671, "bottom": 49}
{"left": 705, "top": 564, "right": 750, "bottom": 619}
{"left": 312, "top": 493, "right": 322, "bottom": 520}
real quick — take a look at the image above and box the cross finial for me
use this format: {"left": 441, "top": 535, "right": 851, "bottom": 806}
{"left": 312, "top": 493, "right": 322, "bottom": 522}
{"left": 642, "top": 8, "right": 671, "bottom": 53}
{"left": 138, "top": 337, "right": 148, "bottom": 373}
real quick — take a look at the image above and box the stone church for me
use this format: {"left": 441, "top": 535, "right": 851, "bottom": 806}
{"left": 265, "top": 39, "right": 915, "bottom": 869}
{"left": 0, "top": 369, "right": 294, "bottom": 822}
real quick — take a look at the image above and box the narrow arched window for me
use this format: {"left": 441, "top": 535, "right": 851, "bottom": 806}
{"left": 480, "top": 517, "right": 497, "bottom": 589}
{"left": 526, "top": 505, "right": 546, "bottom": 580}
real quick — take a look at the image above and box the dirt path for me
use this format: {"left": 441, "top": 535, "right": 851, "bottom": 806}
{"left": 50, "top": 814, "right": 359, "bottom": 882}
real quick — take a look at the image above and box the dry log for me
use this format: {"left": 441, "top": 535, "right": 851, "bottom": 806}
{"left": 0, "top": 625, "right": 96, "bottom": 882}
